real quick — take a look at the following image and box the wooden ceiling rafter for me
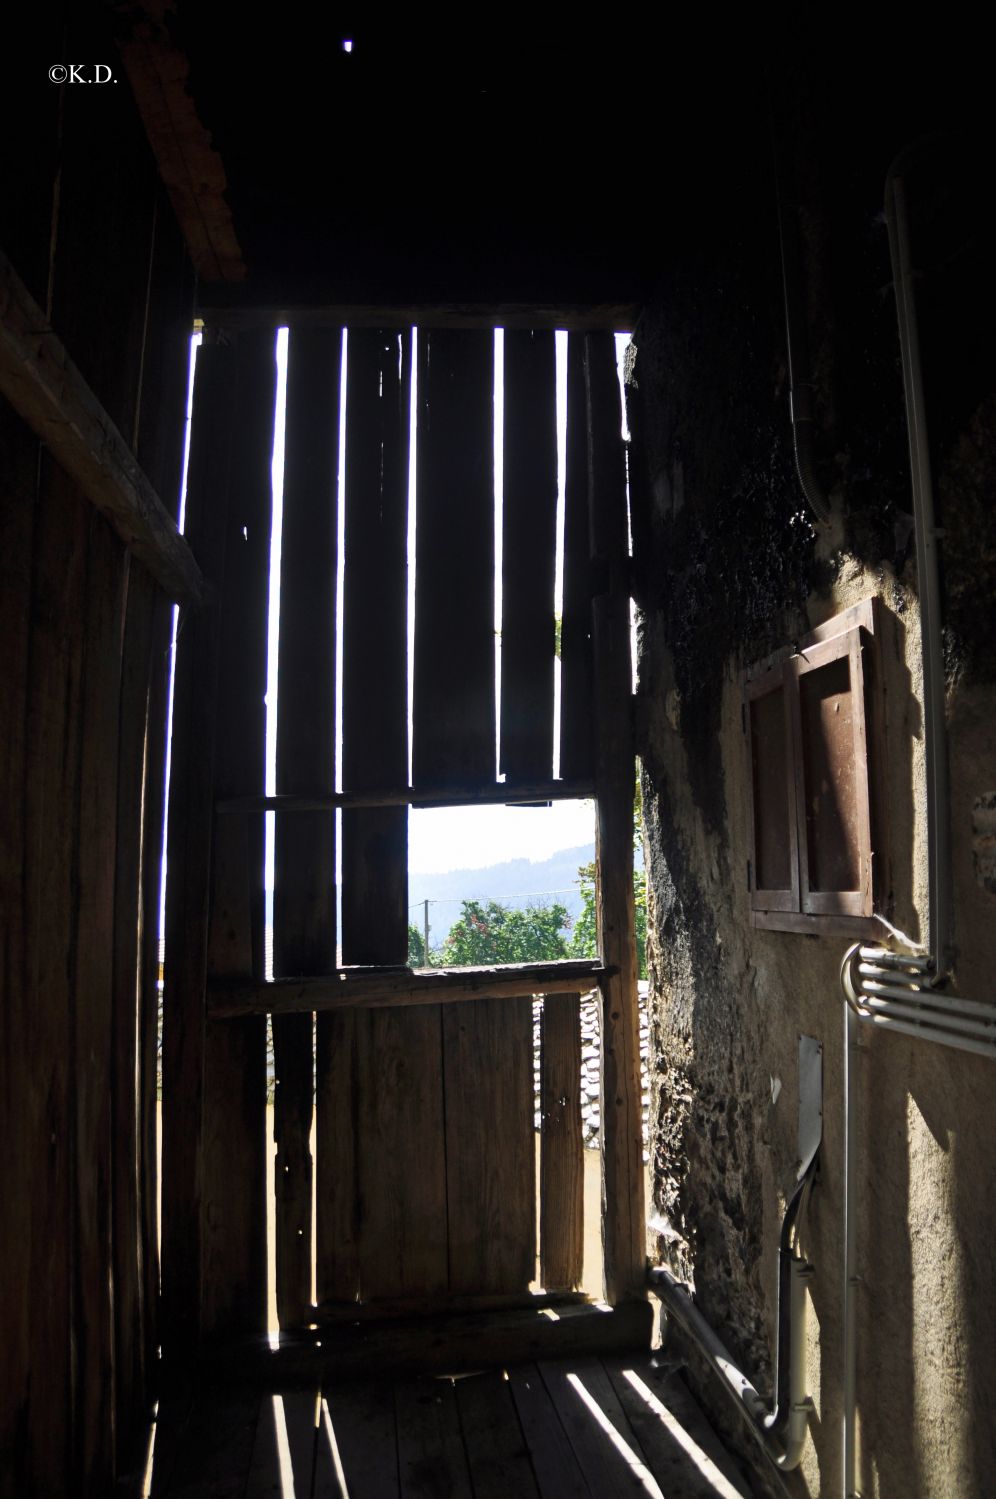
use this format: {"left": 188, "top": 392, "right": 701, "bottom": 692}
{"left": 113, "top": 0, "right": 246, "bottom": 284}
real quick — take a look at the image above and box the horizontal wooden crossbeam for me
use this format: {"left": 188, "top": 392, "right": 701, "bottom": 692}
{"left": 0, "top": 248, "right": 205, "bottom": 605}
{"left": 208, "top": 958, "right": 607, "bottom": 1018}
{"left": 215, "top": 777, "right": 595, "bottom": 814}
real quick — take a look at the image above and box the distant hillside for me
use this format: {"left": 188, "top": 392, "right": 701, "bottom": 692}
{"left": 410, "top": 843, "right": 595, "bottom": 949}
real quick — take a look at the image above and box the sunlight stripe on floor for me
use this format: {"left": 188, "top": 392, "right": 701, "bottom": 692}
{"left": 566, "top": 1372, "right": 664, "bottom": 1497}
{"left": 621, "top": 1369, "right": 745, "bottom": 1499}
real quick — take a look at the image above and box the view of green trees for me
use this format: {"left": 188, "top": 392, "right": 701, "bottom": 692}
{"left": 408, "top": 865, "right": 648, "bottom": 976}
{"left": 408, "top": 787, "right": 649, "bottom": 976}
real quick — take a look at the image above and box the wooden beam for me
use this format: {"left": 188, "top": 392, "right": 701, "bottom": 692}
{"left": 0, "top": 248, "right": 203, "bottom": 605}
{"left": 208, "top": 959, "right": 608, "bottom": 1018}
{"left": 198, "top": 300, "right": 639, "bottom": 332}
{"left": 114, "top": 5, "right": 246, "bottom": 284}
{"left": 216, "top": 777, "right": 594, "bottom": 814}
{"left": 586, "top": 333, "right": 646, "bottom": 1305}
{"left": 196, "top": 1300, "right": 654, "bottom": 1387}
{"left": 315, "top": 1288, "right": 589, "bottom": 1324}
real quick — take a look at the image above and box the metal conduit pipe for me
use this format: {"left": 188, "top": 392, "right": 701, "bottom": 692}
{"left": 649, "top": 1156, "right": 818, "bottom": 1475}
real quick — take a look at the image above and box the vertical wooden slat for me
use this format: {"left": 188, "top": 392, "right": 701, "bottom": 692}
{"left": 0, "top": 408, "right": 39, "bottom": 1493}
{"left": 315, "top": 1012, "right": 360, "bottom": 1301}
{"left": 341, "top": 329, "right": 449, "bottom": 1302}
{"left": 413, "top": 329, "right": 495, "bottom": 789}
{"left": 559, "top": 335, "right": 595, "bottom": 782}
{"left": 133, "top": 213, "right": 197, "bottom": 1397}
{"left": 443, "top": 996, "right": 535, "bottom": 1295}
{"left": 500, "top": 329, "right": 558, "bottom": 780}
{"left": 273, "top": 329, "right": 340, "bottom": 1330}
{"left": 74, "top": 514, "right": 127, "bottom": 1493}
{"left": 585, "top": 332, "right": 646, "bottom": 1305}
{"left": 200, "top": 330, "right": 276, "bottom": 1343}
{"left": 110, "top": 564, "right": 155, "bottom": 1448}
{"left": 160, "top": 336, "right": 239, "bottom": 1354}
{"left": 21, "top": 460, "right": 89, "bottom": 1494}
{"left": 539, "top": 992, "right": 584, "bottom": 1291}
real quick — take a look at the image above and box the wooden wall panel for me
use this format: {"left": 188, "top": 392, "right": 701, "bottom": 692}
{"left": 559, "top": 335, "right": 594, "bottom": 782}
{"left": 500, "top": 330, "right": 557, "bottom": 780}
{"left": 413, "top": 329, "right": 495, "bottom": 789}
{"left": 73, "top": 515, "right": 128, "bottom": 1492}
{"left": 200, "top": 332, "right": 276, "bottom": 1343}
{"left": 273, "top": 329, "right": 340, "bottom": 1329}
{"left": 21, "top": 461, "right": 89, "bottom": 1494}
{"left": 443, "top": 997, "right": 535, "bottom": 1295}
{"left": 161, "top": 339, "right": 238, "bottom": 1355}
{"left": 539, "top": 992, "right": 584, "bottom": 1291}
{"left": 340, "top": 329, "right": 449, "bottom": 1302}
{"left": 0, "top": 18, "right": 196, "bottom": 1489}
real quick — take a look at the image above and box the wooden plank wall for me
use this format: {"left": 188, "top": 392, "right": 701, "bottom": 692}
{"left": 0, "top": 16, "right": 196, "bottom": 1492}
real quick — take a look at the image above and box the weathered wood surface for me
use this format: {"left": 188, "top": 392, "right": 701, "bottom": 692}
{"left": 198, "top": 1301, "right": 654, "bottom": 1387}
{"left": 413, "top": 328, "right": 495, "bottom": 789}
{"left": 316, "top": 1289, "right": 588, "bottom": 1324}
{"left": 272, "top": 328, "right": 340, "bottom": 1330}
{"left": 210, "top": 958, "right": 607, "bottom": 1017}
{"left": 341, "top": 329, "right": 444, "bottom": 1304}
{"left": 198, "top": 297, "right": 641, "bottom": 331}
{"left": 200, "top": 332, "right": 276, "bottom": 1344}
{"left": 540, "top": 993, "right": 585, "bottom": 1291}
{"left": 323, "top": 1381, "right": 399, "bottom": 1497}
{"left": 217, "top": 776, "right": 594, "bottom": 813}
{"left": 0, "top": 402, "right": 39, "bottom": 1494}
{"left": 559, "top": 334, "right": 595, "bottom": 782}
{"left": 112, "top": 564, "right": 157, "bottom": 1445}
{"left": 0, "top": 247, "right": 204, "bottom": 604}
{"left": 147, "top": 1352, "right": 750, "bottom": 1498}
{"left": 74, "top": 514, "right": 128, "bottom": 1491}
{"left": 500, "top": 329, "right": 558, "bottom": 780}
{"left": 507, "top": 1365, "right": 593, "bottom": 1499}
{"left": 444, "top": 997, "right": 536, "bottom": 1295}
{"left": 14, "top": 460, "right": 88, "bottom": 1494}
{"left": 316, "top": 1010, "right": 360, "bottom": 1302}
{"left": 585, "top": 334, "right": 646, "bottom": 1306}
{"left": 396, "top": 1376, "right": 473, "bottom": 1499}
{"left": 161, "top": 338, "right": 238, "bottom": 1355}
{"left": 456, "top": 1371, "right": 541, "bottom": 1499}
{"left": 602, "top": 1357, "right": 751, "bottom": 1499}
{"left": 538, "top": 1356, "right": 663, "bottom": 1498}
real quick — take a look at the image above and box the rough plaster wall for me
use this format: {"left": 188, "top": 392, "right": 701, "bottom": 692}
{"left": 629, "top": 134, "right": 996, "bottom": 1498}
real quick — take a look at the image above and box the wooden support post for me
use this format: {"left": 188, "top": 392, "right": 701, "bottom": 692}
{"left": 539, "top": 992, "right": 584, "bottom": 1291}
{"left": 160, "top": 335, "right": 238, "bottom": 1356}
{"left": 585, "top": 332, "right": 646, "bottom": 1304}
{"left": 272, "top": 328, "right": 340, "bottom": 1330}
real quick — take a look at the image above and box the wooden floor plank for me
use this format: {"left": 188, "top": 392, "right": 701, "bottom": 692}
{"left": 246, "top": 1392, "right": 327, "bottom": 1499}
{"left": 603, "top": 1357, "right": 753, "bottom": 1499}
{"left": 147, "top": 1385, "right": 197, "bottom": 1498}
{"left": 396, "top": 1377, "right": 472, "bottom": 1499}
{"left": 538, "top": 1358, "right": 663, "bottom": 1499}
{"left": 157, "top": 1385, "right": 261, "bottom": 1498}
{"left": 454, "top": 1370, "right": 541, "bottom": 1499}
{"left": 322, "top": 1381, "right": 398, "bottom": 1499}
{"left": 507, "top": 1366, "right": 593, "bottom": 1499}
